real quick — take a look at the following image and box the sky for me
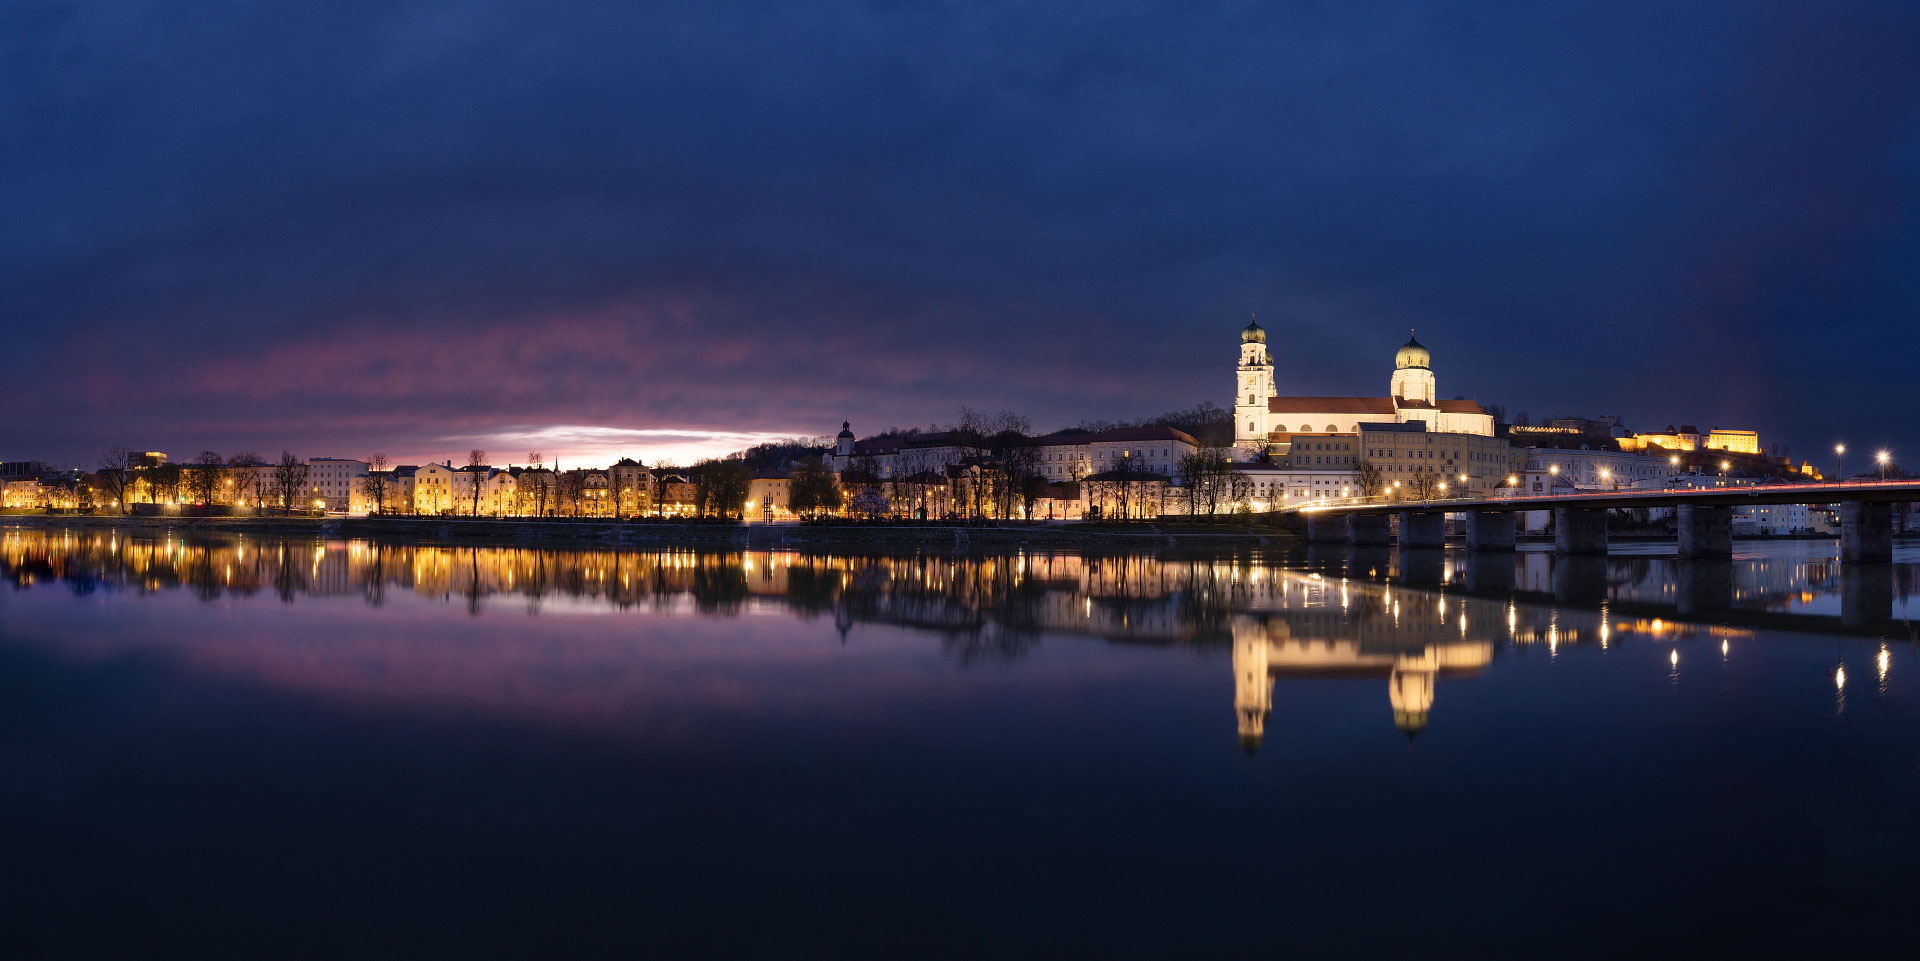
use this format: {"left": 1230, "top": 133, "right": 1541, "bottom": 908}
{"left": 4, "top": 0, "right": 1918, "bottom": 470}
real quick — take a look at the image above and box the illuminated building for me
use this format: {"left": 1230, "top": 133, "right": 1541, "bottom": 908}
{"left": 306, "top": 457, "right": 370, "bottom": 513}
{"left": 1232, "top": 323, "right": 1496, "bottom": 459}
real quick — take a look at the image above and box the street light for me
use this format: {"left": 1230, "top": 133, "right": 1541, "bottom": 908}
{"left": 1835, "top": 443, "right": 1845, "bottom": 482}
{"left": 1877, "top": 450, "right": 1890, "bottom": 480}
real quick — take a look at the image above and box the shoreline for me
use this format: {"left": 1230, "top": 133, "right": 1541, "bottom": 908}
{"left": 0, "top": 513, "right": 1297, "bottom": 550}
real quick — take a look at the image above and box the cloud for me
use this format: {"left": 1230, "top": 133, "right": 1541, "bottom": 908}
{"left": 4, "top": 0, "right": 1919, "bottom": 466}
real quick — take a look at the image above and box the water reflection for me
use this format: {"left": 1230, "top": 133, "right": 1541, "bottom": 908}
{"left": 7, "top": 528, "right": 1912, "bottom": 750}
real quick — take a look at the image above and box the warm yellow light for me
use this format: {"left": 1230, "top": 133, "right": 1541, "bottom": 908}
{"left": 1670, "top": 649, "right": 1678, "bottom": 667}
{"left": 1876, "top": 451, "right": 1890, "bottom": 464}
{"left": 1878, "top": 646, "right": 1890, "bottom": 681}
{"left": 1835, "top": 444, "right": 1845, "bottom": 455}
{"left": 1548, "top": 465, "right": 1559, "bottom": 475}
{"left": 1835, "top": 664, "right": 1847, "bottom": 690}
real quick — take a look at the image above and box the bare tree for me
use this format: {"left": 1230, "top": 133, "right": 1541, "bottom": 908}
{"left": 465, "top": 449, "right": 488, "bottom": 516}
{"left": 555, "top": 470, "right": 586, "bottom": 518}
{"left": 1406, "top": 470, "right": 1441, "bottom": 501}
{"left": 358, "top": 453, "right": 392, "bottom": 515}
{"left": 96, "top": 446, "right": 133, "bottom": 514}
{"left": 228, "top": 451, "right": 265, "bottom": 511}
{"left": 271, "top": 451, "right": 310, "bottom": 513}
{"left": 1352, "top": 460, "right": 1386, "bottom": 500}
{"left": 187, "top": 450, "right": 224, "bottom": 505}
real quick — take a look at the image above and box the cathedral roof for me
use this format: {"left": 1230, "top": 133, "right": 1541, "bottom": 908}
{"left": 1268, "top": 396, "right": 1397, "bottom": 414}
{"left": 1395, "top": 334, "right": 1431, "bottom": 370}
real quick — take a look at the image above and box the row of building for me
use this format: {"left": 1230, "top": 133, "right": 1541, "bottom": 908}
{"left": 3, "top": 324, "right": 1814, "bottom": 522}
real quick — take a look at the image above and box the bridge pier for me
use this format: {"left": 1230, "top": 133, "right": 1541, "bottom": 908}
{"left": 1463, "top": 552, "right": 1515, "bottom": 592}
{"left": 1348, "top": 513, "right": 1391, "bottom": 547}
{"left": 1553, "top": 507, "right": 1609, "bottom": 555}
{"left": 1551, "top": 555, "right": 1609, "bottom": 604}
{"left": 1675, "top": 560, "right": 1733, "bottom": 615}
{"left": 1840, "top": 502, "right": 1892, "bottom": 563}
{"left": 1676, "top": 505, "right": 1733, "bottom": 559}
{"left": 1841, "top": 564, "right": 1894, "bottom": 626}
{"left": 1306, "top": 513, "right": 1346, "bottom": 544}
{"left": 1396, "top": 548, "right": 1446, "bottom": 587}
{"left": 1397, "top": 511, "right": 1446, "bottom": 548}
{"left": 1464, "top": 510, "right": 1515, "bottom": 551}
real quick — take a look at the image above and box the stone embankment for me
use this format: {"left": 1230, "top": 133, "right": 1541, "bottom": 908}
{"left": 1, "top": 513, "right": 1297, "bottom": 550}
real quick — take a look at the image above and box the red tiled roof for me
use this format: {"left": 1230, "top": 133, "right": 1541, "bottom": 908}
{"left": 1267, "top": 396, "right": 1396, "bottom": 414}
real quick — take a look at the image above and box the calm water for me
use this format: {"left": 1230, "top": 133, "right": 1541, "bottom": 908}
{"left": 3, "top": 528, "right": 1919, "bottom": 959}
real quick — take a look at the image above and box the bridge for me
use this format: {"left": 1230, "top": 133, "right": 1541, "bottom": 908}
{"left": 1290, "top": 479, "right": 1920, "bottom": 562}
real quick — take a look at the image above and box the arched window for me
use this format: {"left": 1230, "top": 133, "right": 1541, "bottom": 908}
{"left": 1325, "top": 424, "right": 1337, "bottom": 432}
{"left": 1274, "top": 424, "right": 1287, "bottom": 432}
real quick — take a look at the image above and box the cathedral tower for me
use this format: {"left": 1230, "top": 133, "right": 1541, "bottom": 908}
{"left": 1233, "top": 320, "right": 1274, "bottom": 459}
{"left": 1388, "top": 332, "right": 1436, "bottom": 406}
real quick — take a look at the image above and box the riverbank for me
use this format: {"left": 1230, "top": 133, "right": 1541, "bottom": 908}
{"left": 0, "top": 513, "right": 1298, "bottom": 550}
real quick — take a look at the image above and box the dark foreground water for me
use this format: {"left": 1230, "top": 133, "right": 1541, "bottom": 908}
{"left": 3, "top": 528, "right": 1918, "bottom": 959}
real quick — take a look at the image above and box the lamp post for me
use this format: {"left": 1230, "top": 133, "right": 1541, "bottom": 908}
{"left": 1835, "top": 443, "right": 1844, "bottom": 482}
{"left": 1877, "top": 450, "right": 1890, "bottom": 480}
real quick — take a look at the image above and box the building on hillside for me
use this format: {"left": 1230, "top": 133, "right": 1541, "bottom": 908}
{"left": 1618, "top": 426, "right": 1761, "bottom": 455}
{"left": 1703, "top": 429, "right": 1760, "bottom": 455}
{"left": 1232, "top": 323, "right": 1495, "bottom": 460}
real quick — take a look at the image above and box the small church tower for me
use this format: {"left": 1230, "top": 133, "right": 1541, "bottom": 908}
{"left": 834, "top": 421, "right": 856, "bottom": 458}
{"left": 1233, "top": 319, "right": 1274, "bottom": 459}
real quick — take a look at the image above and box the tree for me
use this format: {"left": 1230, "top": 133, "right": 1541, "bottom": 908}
{"left": 96, "top": 447, "right": 132, "bottom": 514}
{"left": 148, "top": 462, "right": 183, "bottom": 505}
{"left": 358, "top": 453, "right": 392, "bottom": 515}
{"left": 693, "top": 458, "right": 752, "bottom": 519}
{"left": 555, "top": 470, "right": 586, "bottom": 517}
{"left": 788, "top": 459, "right": 842, "bottom": 520}
{"left": 228, "top": 451, "right": 265, "bottom": 511}
{"left": 1406, "top": 470, "right": 1441, "bottom": 501}
{"left": 520, "top": 462, "right": 554, "bottom": 517}
{"left": 271, "top": 451, "right": 310, "bottom": 513}
{"left": 848, "top": 487, "right": 890, "bottom": 520}
{"left": 186, "top": 450, "right": 224, "bottom": 505}
{"left": 465, "top": 449, "right": 488, "bottom": 516}
{"left": 1352, "top": 460, "right": 1386, "bottom": 500}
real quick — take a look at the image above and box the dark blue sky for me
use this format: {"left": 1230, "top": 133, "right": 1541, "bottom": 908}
{"left": 4, "top": 1, "right": 1917, "bottom": 468}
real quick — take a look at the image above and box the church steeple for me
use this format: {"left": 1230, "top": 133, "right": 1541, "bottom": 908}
{"left": 1233, "top": 317, "right": 1274, "bottom": 461}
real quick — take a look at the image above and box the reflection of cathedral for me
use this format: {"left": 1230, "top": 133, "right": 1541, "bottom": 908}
{"left": 1232, "top": 604, "right": 1493, "bottom": 751}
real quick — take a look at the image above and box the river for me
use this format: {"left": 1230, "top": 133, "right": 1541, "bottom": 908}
{"left": 2, "top": 526, "right": 1916, "bottom": 958}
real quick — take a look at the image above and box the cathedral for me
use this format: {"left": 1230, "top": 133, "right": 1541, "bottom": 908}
{"left": 1231, "top": 320, "right": 1494, "bottom": 461}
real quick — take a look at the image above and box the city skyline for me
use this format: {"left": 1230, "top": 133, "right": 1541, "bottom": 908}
{"left": 6, "top": 2, "right": 1918, "bottom": 469}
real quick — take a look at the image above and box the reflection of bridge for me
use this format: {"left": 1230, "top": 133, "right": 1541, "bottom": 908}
{"left": 1294, "top": 479, "right": 1920, "bottom": 561}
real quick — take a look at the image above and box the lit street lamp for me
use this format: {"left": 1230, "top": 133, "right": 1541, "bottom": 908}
{"left": 1877, "top": 450, "right": 1890, "bottom": 480}
{"left": 1835, "top": 443, "right": 1845, "bottom": 482}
